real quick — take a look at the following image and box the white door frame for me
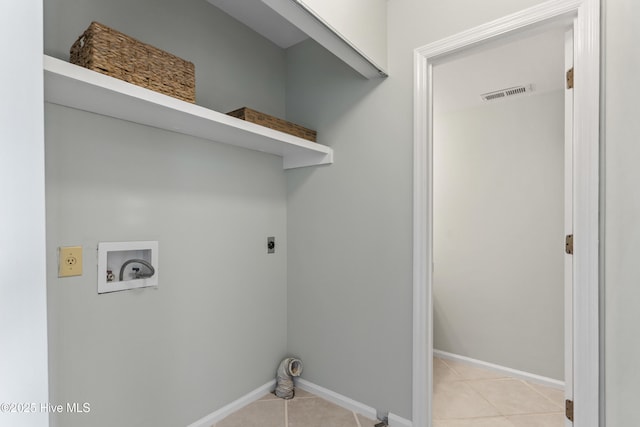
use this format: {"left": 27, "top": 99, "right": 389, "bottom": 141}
{"left": 412, "top": 1, "right": 600, "bottom": 426}
{"left": 564, "top": 26, "right": 575, "bottom": 427}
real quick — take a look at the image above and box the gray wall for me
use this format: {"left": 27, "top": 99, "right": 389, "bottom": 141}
{"left": 433, "top": 91, "right": 564, "bottom": 380}
{"left": 44, "top": 1, "right": 287, "bottom": 426}
{"left": 285, "top": 40, "right": 406, "bottom": 417}
{"left": 285, "top": 0, "right": 553, "bottom": 419}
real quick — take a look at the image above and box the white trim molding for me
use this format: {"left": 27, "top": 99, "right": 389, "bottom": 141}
{"left": 296, "top": 379, "right": 410, "bottom": 427}
{"left": 185, "top": 380, "right": 276, "bottom": 427}
{"left": 187, "top": 378, "right": 390, "bottom": 427}
{"left": 389, "top": 412, "right": 413, "bottom": 427}
{"left": 412, "top": 1, "right": 600, "bottom": 426}
{"left": 434, "top": 350, "right": 565, "bottom": 390}
{"left": 1, "top": 1, "right": 49, "bottom": 426}
{"left": 295, "top": 378, "right": 378, "bottom": 421}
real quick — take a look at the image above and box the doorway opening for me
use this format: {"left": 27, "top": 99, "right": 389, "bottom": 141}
{"left": 412, "top": 1, "right": 600, "bottom": 426}
{"left": 431, "top": 26, "right": 568, "bottom": 425}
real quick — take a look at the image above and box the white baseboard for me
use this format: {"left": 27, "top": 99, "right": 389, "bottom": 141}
{"left": 295, "top": 378, "right": 378, "bottom": 421}
{"left": 186, "top": 380, "right": 276, "bottom": 427}
{"left": 186, "top": 378, "right": 412, "bottom": 427}
{"left": 434, "top": 349, "right": 564, "bottom": 390}
{"left": 388, "top": 412, "right": 413, "bottom": 427}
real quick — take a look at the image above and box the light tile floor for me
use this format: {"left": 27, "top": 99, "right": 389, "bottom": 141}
{"left": 433, "top": 357, "right": 565, "bottom": 427}
{"left": 213, "top": 388, "right": 379, "bottom": 427}
{"left": 214, "top": 358, "right": 565, "bottom": 427}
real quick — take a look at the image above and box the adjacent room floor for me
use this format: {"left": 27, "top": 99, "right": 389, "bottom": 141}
{"left": 433, "top": 357, "right": 565, "bottom": 426}
{"left": 213, "top": 357, "right": 565, "bottom": 427}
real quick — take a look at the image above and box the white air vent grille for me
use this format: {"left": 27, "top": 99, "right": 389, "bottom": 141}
{"left": 481, "top": 85, "right": 534, "bottom": 102}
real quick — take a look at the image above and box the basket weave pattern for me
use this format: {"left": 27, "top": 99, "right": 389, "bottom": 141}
{"left": 227, "top": 107, "right": 317, "bottom": 142}
{"left": 70, "top": 22, "right": 195, "bottom": 103}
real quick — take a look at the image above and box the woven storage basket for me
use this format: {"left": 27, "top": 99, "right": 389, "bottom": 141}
{"left": 70, "top": 21, "right": 195, "bottom": 103}
{"left": 227, "top": 107, "right": 317, "bottom": 142}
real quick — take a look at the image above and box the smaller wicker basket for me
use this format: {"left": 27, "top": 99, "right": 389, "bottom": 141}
{"left": 70, "top": 21, "right": 195, "bottom": 103}
{"left": 227, "top": 107, "right": 317, "bottom": 142}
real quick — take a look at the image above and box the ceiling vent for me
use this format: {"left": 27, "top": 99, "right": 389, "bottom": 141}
{"left": 481, "top": 84, "right": 534, "bottom": 102}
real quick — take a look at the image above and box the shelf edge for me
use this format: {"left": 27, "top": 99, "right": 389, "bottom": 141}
{"left": 43, "top": 55, "right": 333, "bottom": 168}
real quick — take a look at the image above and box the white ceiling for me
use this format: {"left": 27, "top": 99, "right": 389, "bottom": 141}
{"left": 206, "top": 0, "right": 308, "bottom": 48}
{"left": 434, "top": 28, "right": 566, "bottom": 114}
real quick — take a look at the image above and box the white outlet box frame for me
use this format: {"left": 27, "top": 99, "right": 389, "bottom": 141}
{"left": 97, "top": 241, "right": 159, "bottom": 294}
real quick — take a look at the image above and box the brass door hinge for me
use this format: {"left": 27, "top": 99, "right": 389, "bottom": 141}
{"left": 567, "top": 67, "right": 574, "bottom": 89}
{"left": 566, "top": 399, "right": 574, "bottom": 421}
{"left": 565, "top": 234, "right": 574, "bottom": 255}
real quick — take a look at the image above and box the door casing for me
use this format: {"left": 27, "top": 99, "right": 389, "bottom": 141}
{"left": 412, "top": 0, "right": 600, "bottom": 426}
{"left": 564, "top": 25, "right": 575, "bottom": 427}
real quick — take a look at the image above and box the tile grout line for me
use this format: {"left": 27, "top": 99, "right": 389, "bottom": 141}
{"left": 431, "top": 417, "right": 516, "bottom": 427}
{"left": 462, "top": 378, "right": 507, "bottom": 418}
{"left": 435, "top": 357, "right": 566, "bottom": 423}
{"left": 438, "top": 357, "right": 463, "bottom": 378}
{"left": 284, "top": 399, "right": 289, "bottom": 427}
{"left": 436, "top": 357, "right": 507, "bottom": 420}
{"left": 434, "top": 411, "right": 564, "bottom": 421}
{"left": 465, "top": 377, "right": 561, "bottom": 420}
{"left": 438, "top": 357, "right": 512, "bottom": 382}
{"left": 433, "top": 414, "right": 515, "bottom": 420}
{"left": 438, "top": 358, "right": 509, "bottom": 384}
{"left": 518, "top": 379, "right": 566, "bottom": 410}
{"left": 353, "top": 410, "right": 362, "bottom": 427}
{"left": 461, "top": 378, "right": 566, "bottom": 421}
{"left": 459, "top": 376, "right": 563, "bottom": 418}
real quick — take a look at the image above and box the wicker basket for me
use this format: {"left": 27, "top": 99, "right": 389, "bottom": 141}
{"left": 70, "top": 22, "right": 195, "bottom": 103}
{"left": 227, "top": 107, "right": 317, "bottom": 142}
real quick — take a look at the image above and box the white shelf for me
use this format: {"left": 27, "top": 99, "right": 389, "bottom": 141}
{"left": 43, "top": 55, "right": 333, "bottom": 169}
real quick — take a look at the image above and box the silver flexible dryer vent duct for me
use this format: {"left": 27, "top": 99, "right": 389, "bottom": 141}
{"left": 275, "top": 357, "right": 303, "bottom": 399}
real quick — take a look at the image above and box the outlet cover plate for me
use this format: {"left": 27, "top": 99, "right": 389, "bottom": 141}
{"left": 58, "top": 246, "right": 83, "bottom": 277}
